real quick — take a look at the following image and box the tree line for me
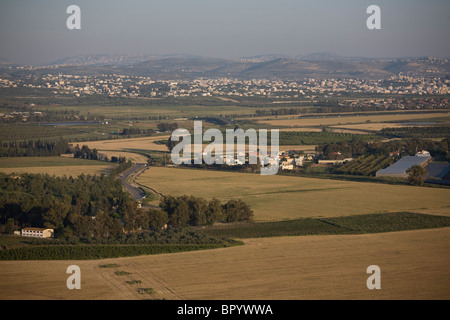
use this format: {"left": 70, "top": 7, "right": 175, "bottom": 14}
{"left": 157, "top": 122, "right": 179, "bottom": 132}
{"left": 0, "top": 139, "right": 71, "bottom": 157}
{"left": 381, "top": 126, "right": 450, "bottom": 139}
{"left": 119, "top": 127, "right": 156, "bottom": 136}
{"left": 316, "top": 138, "right": 450, "bottom": 160}
{"left": 160, "top": 195, "right": 253, "bottom": 228}
{"left": 72, "top": 144, "right": 100, "bottom": 160}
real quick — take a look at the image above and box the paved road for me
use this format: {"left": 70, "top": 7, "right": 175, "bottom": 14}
{"left": 119, "top": 164, "right": 148, "bottom": 201}
{"left": 119, "top": 164, "right": 162, "bottom": 210}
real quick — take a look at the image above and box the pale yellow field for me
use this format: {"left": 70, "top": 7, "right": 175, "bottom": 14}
{"left": 278, "top": 127, "right": 323, "bottom": 132}
{"left": 136, "top": 167, "right": 450, "bottom": 221}
{"left": 96, "top": 151, "right": 148, "bottom": 163}
{"left": 328, "top": 129, "right": 373, "bottom": 134}
{"left": 257, "top": 112, "right": 450, "bottom": 128}
{"left": 1, "top": 227, "right": 449, "bottom": 300}
{"left": 61, "top": 152, "right": 148, "bottom": 164}
{"left": 330, "top": 122, "right": 435, "bottom": 132}
{"left": 82, "top": 136, "right": 171, "bottom": 153}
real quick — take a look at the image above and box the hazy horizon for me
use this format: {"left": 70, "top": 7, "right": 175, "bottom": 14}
{"left": 1, "top": 0, "right": 449, "bottom": 66}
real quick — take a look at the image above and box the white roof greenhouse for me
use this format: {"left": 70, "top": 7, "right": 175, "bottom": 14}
{"left": 376, "top": 155, "right": 431, "bottom": 178}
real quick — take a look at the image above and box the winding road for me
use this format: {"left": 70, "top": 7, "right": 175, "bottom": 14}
{"left": 119, "top": 163, "right": 148, "bottom": 201}
{"left": 119, "top": 163, "right": 163, "bottom": 210}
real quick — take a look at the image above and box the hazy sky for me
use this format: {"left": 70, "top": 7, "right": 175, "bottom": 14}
{"left": 1, "top": 0, "right": 449, "bottom": 65}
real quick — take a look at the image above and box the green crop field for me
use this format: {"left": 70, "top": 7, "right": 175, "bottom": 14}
{"left": 62, "top": 104, "right": 255, "bottom": 119}
{"left": 0, "top": 156, "right": 112, "bottom": 168}
{"left": 0, "top": 156, "right": 114, "bottom": 177}
{"left": 198, "top": 212, "right": 450, "bottom": 239}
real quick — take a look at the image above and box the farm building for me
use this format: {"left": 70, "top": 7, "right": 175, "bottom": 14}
{"left": 376, "top": 153, "right": 431, "bottom": 178}
{"left": 21, "top": 227, "right": 54, "bottom": 238}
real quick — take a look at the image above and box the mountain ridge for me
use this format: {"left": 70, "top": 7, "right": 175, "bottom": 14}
{"left": 4, "top": 53, "right": 449, "bottom": 80}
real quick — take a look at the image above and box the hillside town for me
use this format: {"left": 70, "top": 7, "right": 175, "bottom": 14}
{"left": 0, "top": 72, "right": 448, "bottom": 99}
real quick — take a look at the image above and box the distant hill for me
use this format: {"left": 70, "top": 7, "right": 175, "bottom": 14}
{"left": 13, "top": 54, "right": 450, "bottom": 80}
{"left": 297, "top": 52, "right": 345, "bottom": 61}
{"left": 46, "top": 54, "right": 203, "bottom": 67}
{"left": 0, "top": 58, "right": 14, "bottom": 66}
{"left": 381, "top": 57, "right": 450, "bottom": 76}
{"left": 123, "top": 56, "right": 449, "bottom": 80}
{"left": 235, "top": 54, "right": 292, "bottom": 63}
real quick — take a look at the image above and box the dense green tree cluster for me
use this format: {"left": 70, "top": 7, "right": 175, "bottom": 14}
{"left": 72, "top": 144, "right": 99, "bottom": 160}
{"left": 0, "top": 169, "right": 254, "bottom": 242}
{"left": 157, "top": 122, "right": 179, "bottom": 132}
{"left": 0, "top": 172, "right": 142, "bottom": 239}
{"left": 0, "top": 139, "right": 70, "bottom": 157}
{"left": 316, "top": 138, "right": 450, "bottom": 160}
{"left": 120, "top": 127, "right": 155, "bottom": 136}
{"left": 406, "top": 165, "right": 428, "bottom": 186}
{"left": 277, "top": 131, "right": 376, "bottom": 146}
{"left": 160, "top": 195, "right": 253, "bottom": 228}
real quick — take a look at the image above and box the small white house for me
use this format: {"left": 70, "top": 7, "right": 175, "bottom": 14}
{"left": 294, "top": 156, "right": 305, "bottom": 167}
{"left": 281, "top": 162, "right": 294, "bottom": 170}
{"left": 416, "top": 150, "right": 431, "bottom": 157}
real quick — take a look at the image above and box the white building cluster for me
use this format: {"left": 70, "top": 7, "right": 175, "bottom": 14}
{"left": 1, "top": 73, "right": 448, "bottom": 99}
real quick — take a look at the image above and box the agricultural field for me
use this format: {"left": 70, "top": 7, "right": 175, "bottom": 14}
{"left": 329, "top": 122, "right": 429, "bottom": 132}
{"left": 61, "top": 104, "right": 256, "bottom": 119}
{"left": 0, "top": 156, "right": 114, "bottom": 177}
{"left": 1, "top": 227, "right": 449, "bottom": 300}
{"left": 334, "top": 155, "right": 395, "bottom": 176}
{"left": 1, "top": 103, "right": 450, "bottom": 301}
{"left": 81, "top": 135, "right": 171, "bottom": 155}
{"left": 136, "top": 167, "right": 450, "bottom": 221}
{"left": 277, "top": 131, "right": 378, "bottom": 145}
{"left": 255, "top": 112, "right": 450, "bottom": 128}
{"left": 198, "top": 212, "right": 450, "bottom": 239}
{"left": 0, "top": 124, "right": 77, "bottom": 141}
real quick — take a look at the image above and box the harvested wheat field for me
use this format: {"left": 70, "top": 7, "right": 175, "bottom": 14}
{"left": 329, "top": 122, "right": 438, "bottom": 132}
{"left": 0, "top": 228, "right": 449, "bottom": 300}
{"left": 81, "top": 136, "right": 171, "bottom": 153}
{"left": 136, "top": 167, "right": 450, "bottom": 221}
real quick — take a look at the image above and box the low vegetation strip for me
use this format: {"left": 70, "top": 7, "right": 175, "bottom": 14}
{"left": 324, "top": 212, "right": 450, "bottom": 234}
{"left": 199, "top": 212, "right": 450, "bottom": 239}
{"left": 277, "top": 131, "right": 378, "bottom": 145}
{"left": 0, "top": 242, "right": 242, "bottom": 260}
